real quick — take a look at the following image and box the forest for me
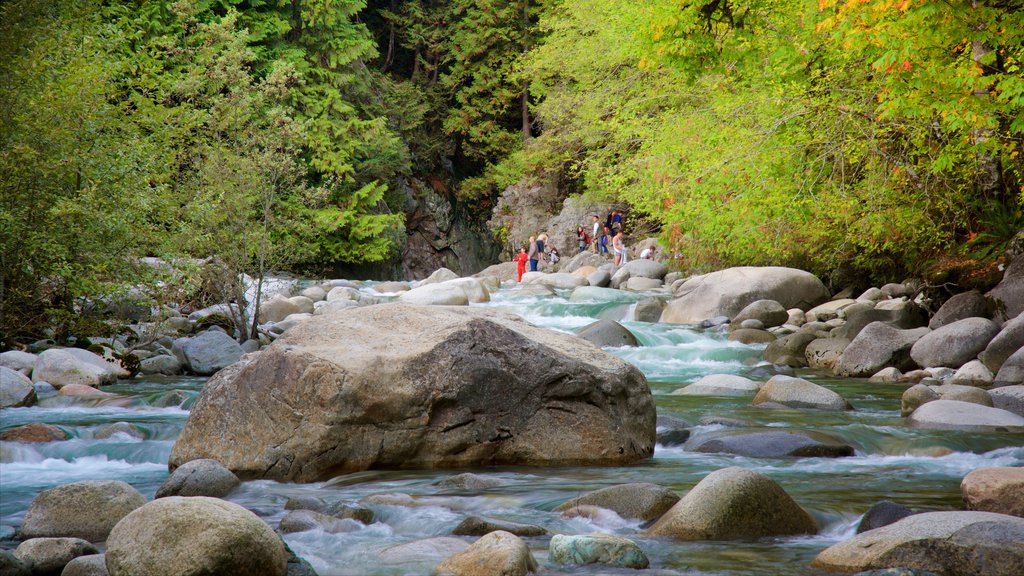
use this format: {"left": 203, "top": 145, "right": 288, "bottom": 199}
{"left": 2, "top": 0, "right": 1022, "bottom": 341}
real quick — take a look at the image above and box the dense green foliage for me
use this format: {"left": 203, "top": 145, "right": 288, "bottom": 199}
{"left": 2, "top": 0, "right": 1022, "bottom": 341}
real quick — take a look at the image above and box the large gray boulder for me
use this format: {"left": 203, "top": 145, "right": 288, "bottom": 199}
{"left": 994, "top": 348, "right": 1024, "bottom": 387}
{"left": 181, "top": 330, "right": 243, "bottom": 376}
{"left": 812, "top": 511, "right": 1024, "bottom": 575}
{"left": 105, "top": 497, "right": 288, "bottom": 576}
{"left": 417, "top": 267, "right": 460, "bottom": 286}
{"left": 31, "top": 349, "right": 111, "bottom": 388}
{"left": 978, "top": 314, "right": 1024, "bottom": 372}
{"left": 732, "top": 300, "right": 788, "bottom": 328}
{"left": 948, "top": 360, "right": 994, "bottom": 387}
{"left": 907, "top": 400, "right": 1024, "bottom": 431}
{"left": 528, "top": 272, "right": 588, "bottom": 290}
{"left": 0, "top": 350, "right": 37, "bottom": 373}
{"left": 930, "top": 290, "right": 989, "bottom": 329}
{"left": 553, "top": 483, "right": 680, "bottom": 522}
{"left": 61, "top": 554, "right": 108, "bottom": 576}
{"left": 575, "top": 319, "right": 638, "bottom": 348}
{"left": 20, "top": 480, "right": 146, "bottom": 542}
{"left": 910, "top": 317, "right": 1000, "bottom": 369}
{"left": 1, "top": 366, "right": 36, "bottom": 408}
{"left": 634, "top": 297, "right": 666, "bottom": 323}
{"left": 672, "top": 374, "right": 760, "bottom": 397}
{"left": 155, "top": 459, "right": 240, "bottom": 498}
{"left": 621, "top": 259, "right": 668, "bottom": 280}
{"left": 398, "top": 282, "right": 469, "bottom": 306}
{"left": 690, "top": 430, "right": 855, "bottom": 458}
{"left": 961, "top": 467, "right": 1024, "bottom": 518}
{"left": 989, "top": 386, "right": 1024, "bottom": 416}
{"left": 436, "top": 531, "right": 537, "bottom": 576}
{"left": 834, "top": 301, "right": 928, "bottom": 340}
{"left": 14, "top": 538, "right": 97, "bottom": 576}
{"left": 138, "top": 354, "right": 181, "bottom": 376}
{"left": 661, "top": 267, "right": 830, "bottom": 324}
{"left": 647, "top": 467, "right": 817, "bottom": 540}
{"left": 987, "top": 254, "right": 1024, "bottom": 323}
{"left": 170, "top": 304, "right": 655, "bottom": 482}
{"left": 764, "top": 332, "right": 818, "bottom": 367}
{"left": 752, "top": 375, "right": 851, "bottom": 410}
{"left": 805, "top": 338, "right": 851, "bottom": 371}
{"left": 834, "top": 323, "right": 931, "bottom": 377}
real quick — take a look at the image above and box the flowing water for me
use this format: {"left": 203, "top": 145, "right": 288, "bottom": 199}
{"left": 2, "top": 284, "right": 1022, "bottom": 575}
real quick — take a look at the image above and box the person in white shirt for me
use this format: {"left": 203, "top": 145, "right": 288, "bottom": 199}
{"left": 591, "top": 215, "right": 601, "bottom": 253}
{"left": 640, "top": 246, "right": 656, "bottom": 260}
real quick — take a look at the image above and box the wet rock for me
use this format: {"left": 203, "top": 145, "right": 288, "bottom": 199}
{"left": 1, "top": 366, "right": 37, "bottom": 408}
{"left": 869, "top": 367, "right": 903, "bottom": 383}
{"left": 910, "top": 317, "right": 1000, "bottom": 370}
{"left": 398, "top": 282, "right": 470, "bottom": 306}
{"left": 929, "top": 290, "right": 990, "bottom": 330}
{"left": 575, "top": 319, "right": 638, "bottom": 348}
{"left": 647, "top": 467, "right": 817, "bottom": 540}
{"left": 21, "top": 480, "right": 146, "bottom": 542}
{"left": 58, "top": 384, "right": 115, "bottom": 398}
{"left": 379, "top": 537, "right": 469, "bottom": 566}
{"left": 856, "top": 501, "right": 915, "bottom": 534}
{"left": 901, "top": 385, "right": 939, "bottom": 417}
{"left": 804, "top": 338, "right": 850, "bottom": 371}
{"left": 181, "top": 330, "right": 243, "bottom": 376}
{"left": 764, "top": 333, "right": 817, "bottom": 367}
{"left": 691, "top": 430, "right": 855, "bottom": 458}
{"left": 549, "top": 533, "right": 648, "bottom": 569}
{"left": 994, "top": 348, "right": 1024, "bottom": 387}
{"left": 0, "top": 551, "right": 30, "bottom": 576}
{"left": 834, "top": 323, "right": 931, "bottom": 377}
{"left": 360, "top": 492, "right": 417, "bottom": 507}
{"left": 452, "top": 516, "right": 547, "bottom": 537}
{"left": 559, "top": 505, "right": 622, "bottom": 522}
{"left": 436, "top": 530, "right": 537, "bottom": 576}
{"left": 553, "top": 482, "right": 680, "bottom": 522}
{"left": 436, "top": 473, "right": 506, "bottom": 491}
{"left": 60, "top": 554, "right": 108, "bottom": 576}
{"left": 278, "top": 510, "right": 361, "bottom": 534}
{"left": 978, "top": 314, "right": 1024, "bottom": 372}
{"left": 698, "top": 316, "right": 731, "bottom": 328}
{"left": 728, "top": 329, "right": 776, "bottom": 344}
{"left": 139, "top": 354, "right": 181, "bottom": 376}
{"left": 752, "top": 375, "right": 851, "bottom": 411}
{"left": 732, "top": 299, "right": 788, "bottom": 329}
{"left": 157, "top": 459, "right": 240, "bottom": 498}
{"left": 656, "top": 428, "right": 691, "bottom": 446}
{"left": 961, "top": 467, "right": 1024, "bottom": 518}
{"left": 373, "top": 281, "right": 411, "bottom": 293}
{"left": 284, "top": 496, "right": 327, "bottom": 513}
{"left": 93, "top": 422, "right": 144, "bottom": 440}
{"left": 0, "top": 422, "right": 69, "bottom": 443}
{"left": 31, "top": 349, "right": 111, "bottom": 388}
{"left": 529, "top": 272, "right": 589, "bottom": 290}
{"left": 634, "top": 297, "right": 666, "bottom": 323}
{"left": 698, "top": 416, "right": 753, "bottom": 427}
{"left": 933, "top": 384, "right": 992, "bottom": 406}
{"left": 989, "top": 385, "right": 1024, "bottom": 416}
{"left": 587, "top": 269, "right": 611, "bottom": 287}
{"left": 986, "top": 254, "right": 1024, "bottom": 323}
{"left": 661, "top": 267, "right": 829, "bottom": 324}
{"left": 947, "top": 360, "right": 994, "bottom": 387}
{"left": 812, "top": 511, "right": 1024, "bottom": 575}
{"left": 907, "top": 400, "right": 1024, "bottom": 431}
{"left": 170, "top": 304, "right": 655, "bottom": 482}
{"left": 14, "top": 538, "right": 96, "bottom": 576}
{"left": 105, "top": 497, "right": 288, "bottom": 576}
{"left": 834, "top": 301, "right": 927, "bottom": 341}
{"left": 325, "top": 503, "right": 374, "bottom": 524}
{"left": 672, "top": 374, "right": 760, "bottom": 396}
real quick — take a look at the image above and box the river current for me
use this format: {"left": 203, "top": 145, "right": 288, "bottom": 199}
{"left": 2, "top": 283, "right": 1022, "bottom": 575}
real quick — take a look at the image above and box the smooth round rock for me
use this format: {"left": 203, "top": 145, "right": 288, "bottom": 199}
{"left": 989, "top": 386, "right": 1024, "bottom": 416}
{"left": 907, "top": 400, "right": 1024, "bottom": 431}
{"left": 732, "top": 299, "right": 789, "bottom": 329}
{"left": 435, "top": 473, "right": 506, "bottom": 490}
{"left": 691, "top": 430, "right": 855, "bottom": 458}
{"left": 553, "top": 482, "right": 680, "bottom": 522}
{"left": 278, "top": 510, "right": 361, "bottom": 534}
{"left": 14, "top": 538, "right": 96, "bottom": 576}
{"left": 435, "top": 530, "right": 537, "bottom": 576}
{"left": 60, "top": 554, "right": 108, "bottom": 576}
{"left": 575, "top": 319, "right": 638, "bottom": 348}
{"left": 901, "top": 385, "right": 939, "bottom": 417}
{"left": 752, "top": 375, "right": 851, "bottom": 411}
{"left": 549, "top": 533, "right": 649, "bottom": 569}
{"left": 0, "top": 366, "right": 36, "bottom": 408}
{"left": 961, "top": 467, "right": 1024, "bottom": 518}
{"left": 856, "top": 501, "right": 915, "bottom": 534}
{"left": 21, "top": 480, "right": 146, "bottom": 542}
{"left": 156, "top": 459, "right": 240, "bottom": 498}
{"left": 672, "top": 374, "right": 760, "bottom": 397}
{"left": 452, "top": 516, "right": 547, "bottom": 537}
{"left": 0, "top": 422, "right": 69, "bottom": 443}
{"left": 910, "top": 317, "right": 1000, "bottom": 369}
{"left": 105, "top": 497, "right": 288, "bottom": 576}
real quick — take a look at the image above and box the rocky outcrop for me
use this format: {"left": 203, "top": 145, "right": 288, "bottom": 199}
{"left": 20, "top": 480, "right": 146, "bottom": 542}
{"left": 105, "top": 497, "right": 288, "bottom": 576}
{"left": 170, "top": 304, "right": 655, "bottom": 482}
{"left": 553, "top": 483, "right": 679, "bottom": 522}
{"left": 961, "top": 467, "right": 1024, "bottom": 518}
{"left": 812, "top": 511, "right": 1024, "bottom": 575}
{"left": 647, "top": 467, "right": 817, "bottom": 540}
{"left": 909, "top": 317, "right": 1000, "bottom": 369}
{"left": 661, "top": 267, "right": 829, "bottom": 324}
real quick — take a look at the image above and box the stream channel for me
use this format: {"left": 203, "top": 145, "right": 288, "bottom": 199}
{"left": 2, "top": 282, "right": 1022, "bottom": 575}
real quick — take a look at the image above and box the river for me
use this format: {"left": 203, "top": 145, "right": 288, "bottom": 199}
{"left": 1, "top": 282, "right": 1022, "bottom": 575}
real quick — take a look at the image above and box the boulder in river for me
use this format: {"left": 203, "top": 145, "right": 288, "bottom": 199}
{"left": 278, "top": 510, "right": 361, "bottom": 534}
{"left": 763, "top": 332, "right": 817, "bottom": 367}
{"left": 169, "top": 304, "right": 655, "bottom": 482}
{"left": 901, "top": 385, "right": 939, "bottom": 417}
{"left": 553, "top": 482, "right": 680, "bottom": 522}
{"left": 834, "top": 301, "right": 928, "bottom": 341}
{"left": 548, "top": 533, "right": 649, "bottom": 569}
{"left": 20, "top": 480, "right": 146, "bottom": 542}
{"left": 961, "top": 467, "right": 1024, "bottom": 518}
{"left": 804, "top": 338, "right": 850, "bottom": 371}
{"left": 0, "top": 366, "right": 36, "bottom": 408}
{"left": 647, "top": 467, "right": 817, "bottom": 540}
{"left": 61, "top": 553, "right": 108, "bottom": 576}
{"left": 14, "top": 538, "right": 97, "bottom": 576}
{"left": 155, "top": 458, "right": 240, "bottom": 498}
{"left": 856, "top": 501, "right": 915, "bottom": 534}
{"left": 947, "top": 360, "right": 994, "bottom": 387}
{"left": 435, "top": 530, "right": 537, "bottom": 576}
{"left": 634, "top": 297, "right": 665, "bottom": 323}
{"left": 398, "top": 282, "right": 470, "bottom": 306}
{"left": 0, "top": 422, "right": 69, "bottom": 443}
{"left": 259, "top": 294, "right": 304, "bottom": 323}
{"left": 30, "top": 349, "right": 112, "bottom": 388}
{"left": 812, "top": 511, "right": 1024, "bottom": 575}
{"left": 180, "top": 330, "right": 243, "bottom": 376}
{"left": 575, "top": 319, "right": 638, "bottom": 348}
{"left": 0, "top": 350, "right": 37, "bottom": 373}
{"left": 690, "top": 430, "right": 855, "bottom": 458}
{"left": 436, "top": 473, "right": 506, "bottom": 491}
{"left": 569, "top": 286, "right": 635, "bottom": 303}
{"left": 732, "top": 299, "right": 789, "bottom": 329}
{"left": 909, "top": 317, "right": 1000, "bottom": 370}
{"left": 528, "top": 272, "right": 589, "bottom": 290}
{"left": 672, "top": 374, "right": 760, "bottom": 397}
{"left": 661, "top": 267, "right": 830, "bottom": 324}
{"left": 452, "top": 516, "right": 547, "bottom": 537}
{"left": 752, "top": 375, "right": 851, "bottom": 411}
{"left": 834, "top": 323, "right": 931, "bottom": 377}
{"left": 105, "top": 497, "right": 288, "bottom": 576}
{"left": 907, "top": 399, "right": 1024, "bottom": 431}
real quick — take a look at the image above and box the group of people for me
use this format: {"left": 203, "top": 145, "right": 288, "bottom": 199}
{"left": 514, "top": 233, "right": 560, "bottom": 282}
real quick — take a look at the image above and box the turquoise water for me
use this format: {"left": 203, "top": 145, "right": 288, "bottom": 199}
{"left": 1, "top": 284, "right": 1021, "bottom": 575}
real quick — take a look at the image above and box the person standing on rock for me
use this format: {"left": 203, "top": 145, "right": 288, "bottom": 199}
{"left": 537, "top": 233, "right": 547, "bottom": 264}
{"left": 600, "top": 225, "right": 611, "bottom": 255}
{"left": 591, "top": 216, "right": 601, "bottom": 253}
{"left": 613, "top": 228, "right": 628, "bottom": 266}
{"left": 528, "top": 236, "right": 539, "bottom": 272}
{"left": 576, "top": 226, "right": 589, "bottom": 254}
{"left": 515, "top": 247, "right": 529, "bottom": 282}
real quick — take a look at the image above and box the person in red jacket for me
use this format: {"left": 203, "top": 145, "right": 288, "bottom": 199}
{"left": 514, "top": 246, "right": 529, "bottom": 282}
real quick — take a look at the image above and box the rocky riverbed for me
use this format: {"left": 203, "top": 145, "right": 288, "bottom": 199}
{"left": 1, "top": 258, "right": 1022, "bottom": 575}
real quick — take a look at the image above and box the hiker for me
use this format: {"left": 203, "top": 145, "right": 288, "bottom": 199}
{"left": 591, "top": 215, "right": 601, "bottom": 253}
{"left": 537, "top": 233, "right": 547, "bottom": 263}
{"left": 612, "top": 228, "right": 628, "bottom": 266}
{"left": 527, "top": 236, "right": 539, "bottom": 272}
{"left": 515, "top": 246, "right": 529, "bottom": 282}
{"left": 640, "top": 245, "right": 656, "bottom": 260}
{"left": 549, "top": 245, "right": 560, "bottom": 264}
{"left": 576, "top": 226, "right": 589, "bottom": 253}
{"left": 600, "top": 225, "right": 611, "bottom": 255}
